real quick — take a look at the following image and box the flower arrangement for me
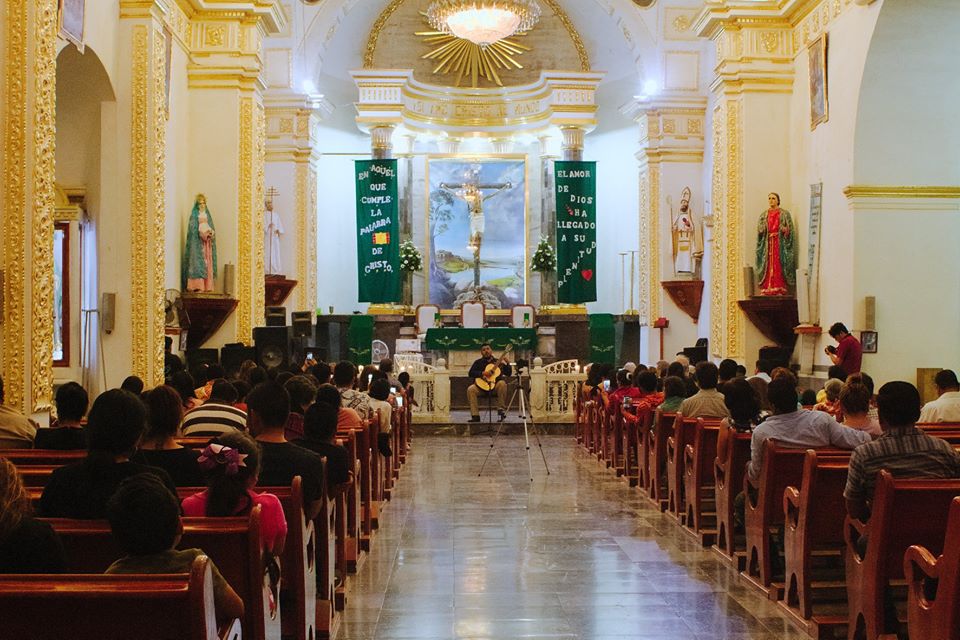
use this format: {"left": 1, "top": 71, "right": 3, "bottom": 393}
{"left": 399, "top": 241, "right": 423, "bottom": 273}
{"left": 530, "top": 237, "right": 556, "bottom": 272}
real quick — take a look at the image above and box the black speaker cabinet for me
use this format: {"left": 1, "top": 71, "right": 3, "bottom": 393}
{"left": 291, "top": 311, "right": 312, "bottom": 338}
{"left": 185, "top": 348, "right": 220, "bottom": 379}
{"left": 265, "top": 306, "right": 286, "bottom": 327}
{"left": 220, "top": 344, "right": 257, "bottom": 377}
{"left": 759, "top": 346, "right": 793, "bottom": 370}
{"left": 253, "top": 326, "right": 290, "bottom": 370}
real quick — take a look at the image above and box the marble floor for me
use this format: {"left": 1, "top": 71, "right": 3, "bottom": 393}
{"left": 340, "top": 436, "right": 807, "bottom": 640}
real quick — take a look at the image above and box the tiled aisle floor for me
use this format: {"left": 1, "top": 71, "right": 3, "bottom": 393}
{"left": 339, "top": 436, "right": 806, "bottom": 640}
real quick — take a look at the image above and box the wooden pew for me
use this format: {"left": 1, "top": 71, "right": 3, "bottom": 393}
{"left": 712, "top": 424, "right": 752, "bottom": 568}
{"left": 45, "top": 505, "right": 280, "bottom": 640}
{"left": 0, "top": 555, "right": 240, "bottom": 640}
{"left": 620, "top": 405, "right": 647, "bottom": 488}
{"left": 844, "top": 472, "right": 960, "bottom": 640}
{"left": 646, "top": 411, "right": 677, "bottom": 510}
{"left": 904, "top": 496, "right": 960, "bottom": 640}
{"left": 306, "top": 461, "right": 340, "bottom": 637}
{"left": 742, "top": 441, "right": 849, "bottom": 598}
{"left": 779, "top": 450, "right": 852, "bottom": 637}
{"left": 666, "top": 415, "right": 698, "bottom": 519}
{"left": 338, "top": 423, "right": 372, "bottom": 546}
{"left": 682, "top": 419, "right": 722, "bottom": 545}
{"left": 634, "top": 408, "right": 654, "bottom": 491}
{"left": 0, "top": 449, "right": 85, "bottom": 466}
{"left": 15, "top": 464, "right": 59, "bottom": 487}
{"left": 335, "top": 429, "right": 364, "bottom": 572}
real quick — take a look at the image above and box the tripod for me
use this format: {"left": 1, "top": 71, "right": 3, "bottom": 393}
{"left": 478, "top": 368, "right": 550, "bottom": 482}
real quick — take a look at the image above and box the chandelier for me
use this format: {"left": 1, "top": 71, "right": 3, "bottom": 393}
{"left": 426, "top": 0, "right": 542, "bottom": 46}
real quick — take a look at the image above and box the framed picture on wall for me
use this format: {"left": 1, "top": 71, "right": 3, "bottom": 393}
{"left": 808, "top": 33, "right": 828, "bottom": 129}
{"left": 860, "top": 330, "right": 878, "bottom": 354}
{"left": 58, "top": 0, "right": 85, "bottom": 53}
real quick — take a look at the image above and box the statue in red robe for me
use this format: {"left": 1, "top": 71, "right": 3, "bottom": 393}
{"left": 755, "top": 192, "right": 796, "bottom": 296}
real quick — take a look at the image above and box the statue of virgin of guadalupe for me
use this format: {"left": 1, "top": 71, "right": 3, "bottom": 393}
{"left": 755, "top": 192, "right": 796, "bottom": 296}
{"left": 182, "top": 194, "right": 218, "bottom": 292}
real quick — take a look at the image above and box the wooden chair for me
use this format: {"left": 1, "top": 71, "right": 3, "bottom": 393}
{"left": 712, "top": 424, "right": 752, "bottom": 567}
{"left": 682, "top": 419, "right": 722, "bottom": 545}
{"left": 844, "top": 472, "right": 960, "bottom": 640}
{"left": 0, "top": 556, "right": 239, "bottom": 640}
{"left": 646, "top": 411, "right": 677, "bottom": 510}
{"left": 666, "top": 415, "right": 698, "bottom": 519}
{"left": 460, "top": 302, "right": 485, "bottom": 328}
{"left": 780, "top": 450, "right": 852, "bottom": 636}
{"left": 904, "top": 496, "right": 960, "bottom": 640}
{"left": 46, "top": 506, "right": 279, "bottom": 640}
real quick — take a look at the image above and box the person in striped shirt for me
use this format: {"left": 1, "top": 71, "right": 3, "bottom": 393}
{"left": 844, "top": 381, "right": 960, "bottom": 522}
{"left": 181, "top": 379, "right": 247, "bottom": 437}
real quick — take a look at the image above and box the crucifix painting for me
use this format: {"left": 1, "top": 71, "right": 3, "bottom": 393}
{"left": 428, "top": 159, "right": 527, "bottom": 309}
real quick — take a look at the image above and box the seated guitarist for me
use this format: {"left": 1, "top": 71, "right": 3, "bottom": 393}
{"left": 467, "top": 343, "right": 512, "bottom": 423}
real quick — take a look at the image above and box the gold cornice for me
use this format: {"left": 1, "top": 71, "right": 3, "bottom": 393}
{"left": 364, "top": 0, "right": 590, "bottom": 72}
{"left": 843, "top": 185, "right": 960, "bottom": 199}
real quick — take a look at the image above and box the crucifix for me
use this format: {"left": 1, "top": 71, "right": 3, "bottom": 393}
{"left": 439, "top": 172, "right": 512, "bottom": 290}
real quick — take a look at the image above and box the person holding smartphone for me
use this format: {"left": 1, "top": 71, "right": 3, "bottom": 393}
{"left": 824, "top": 322, "right": 862, "bottom": 376}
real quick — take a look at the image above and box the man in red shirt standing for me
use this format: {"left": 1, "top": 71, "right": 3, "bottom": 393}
{"left": 825, "top": 322, "right": 862, "bottom": 376}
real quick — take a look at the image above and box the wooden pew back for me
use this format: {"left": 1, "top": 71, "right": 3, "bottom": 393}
{"left": 904, "top": 496, "right": 960, "bottom": 640}
{"left": 667, "top": 415, "right": 699, "bottom": 517}
{"left": 0, "top": 556, "right": 232, "bottom": 640}
{"left": 683, "top": 419, "right": 722, "bottom": 537}
{"left": 713, "top": 425, "right": 752, "bottom": 560}
{"left": 0, "top": 449, "right": 85, "bottom": 466}
{"left": 646, "top": 411, "right": 677, "bottom": 505}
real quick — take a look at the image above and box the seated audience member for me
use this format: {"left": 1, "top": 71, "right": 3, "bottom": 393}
{"left": 333, "top": 361, "right": 372, "bottom": 419}
{"left": 181, "top": 379, "right": 247, "bottom": 437}
{"left": 657, "top": 376, "right": 687, "bottom": 414}
{"left": 814, "top": 378, "right": 844, "bottom": 419}
{"left": 799, "top": 388, "right": 818, "bottom": 407}
{"left": 105, "top": 474, "right": 244, "bottom": 624}
{"left": 134, "top": 385, "right": 204, "bottom": 486}
{"left": 248, "top": 366, "right": 269, "bottom": 387}
{"left": 397, "top": 371, "right": 417, "bottom": 408}
{"left": 275, "top": 371, "right": 294, "bottom": 387}
{"left": 749, "top": 359, "right": 774, "bottom": 383}
{"left": 316, "top": 384, "right": 362, "bottom": 428}
{"left": 825, "top": 322, "right": 862, "bottom": 377}
{"left": 817, "top": 366, "right": 848, "bottom": 404}
{"left": 379, "top": 358, "right": 402, "bottom": 390}
{"left": 310, "top": 362, "right": 332, "bottom": 387}
{"left": 718, "top": 359, "right": 739, "bottom": 385}
{"left": 735, "top": 364, "right": 748, "bottom": 378}
{"left": 182, "top": 432, "right": 287, "bottom": 554}
{"left": 747, "top": 377, "right": 772, "bottom": 417}
{"left": 237, "top": 360, "right": 258, "bottom": 383}
{"left": 284, "top": 375, "right": 317, "bottom": 442}
{"left": 247, "top": 381, "right": 325, "bottom": 520}
{"left": 717, "top": 378, "right": 762, "bottom": 467}
{"left": 367, "top": 379, "right": 394, "bottom": 457}
{"left": 840, "top": 382, "right": 881, "bottom": 438}
{"left": 0, "top": 374, "right": 38, "bottom": 448}
{"left": 298, "top": 400, "right": 352, "bottom": 489}
{"left": 845, "top": 381, "right": 960, "bottom": 522}
{"left": 40, "top": 389, "right": 177, "bottom": 518}
{"left": 358, "top": 365, "right": 381, "bottom": 393}
{"left": 608, "top": 369, "right": 640, "bottom": 405}
{"left": 846, "top": 372, "right": 877, "bottom": 421}
{"left": 0, "top": 458, "right": 65, "bottom": 573}
{"left": 34, "top": 381, "right": 88, "bottom": 450}
{"left": 633, "top": 370, "right": 664, "bottom": 413}
{"left": 668, "top": 360, "right": 698, "bottom": 398}
{"left": 747, "top": 377, "right": 871, "bottom": 483}
{"left": 170, "top": 371, "right": 202, "bottom": 410}
{"left": 194, "top": 365, "right": 226, "bottom": 403}
{"left": 120, "top": 375, "right": 145, "bottom": 396}
{"left": 655, "top": 360, "right": 669, "bottom": 379}
{"left": 918, "top": 369, "right": 960, "bottom": 423}
{"left": 163, "top": 336, "right": 183, "bottom": 379}
{"left": 679, "top": 362, "right": 731, "bottom": 419}
{"left": 772, "top": 367, "right": 798, "bottom": 385}
{"left": 232, "top": 380, "right": 250, "bottom": 413}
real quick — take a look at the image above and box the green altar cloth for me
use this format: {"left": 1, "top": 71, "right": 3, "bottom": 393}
{"left": 348, "top": 315, "right": 375, "bottom": 362}
{"left": 425, "top": 328, "right": 537, "bottom": 351}
{"left": 589, "top": 313, "right": 616, "bottom": 365}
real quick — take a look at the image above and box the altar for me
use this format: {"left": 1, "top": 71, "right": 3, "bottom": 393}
{"left": 424, "top": 327, "right": 537, "bottom": 351}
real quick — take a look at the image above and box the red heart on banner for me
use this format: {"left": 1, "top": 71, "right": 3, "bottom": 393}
{"left": 581, "top": 269, "right": 594, "bottom": 282}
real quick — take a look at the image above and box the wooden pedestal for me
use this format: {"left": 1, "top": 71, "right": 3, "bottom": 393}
{"left": 181, "top": 294, "right": 238, "bottom": 349}
{"left": 738, "top": 297, "right": 799, "bottom": 349}
{"left": 265, "top": 276, "right": 297, "bottom": 307}
{"left": 661, "top": 280, "right": 704, "bottom": 323}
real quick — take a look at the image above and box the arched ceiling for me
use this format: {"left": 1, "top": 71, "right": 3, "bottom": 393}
{"left": 293, "top": 0, "right": 658, "bottom": 110}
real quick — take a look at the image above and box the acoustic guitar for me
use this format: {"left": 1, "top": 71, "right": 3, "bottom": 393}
{"left": 474, "top": 346, "right": 513, "bottom": 392}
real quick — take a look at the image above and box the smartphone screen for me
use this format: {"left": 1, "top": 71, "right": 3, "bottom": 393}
{"left": 603, "top": 380, "right": 610, "bottom": 392}
{"left": 397, "top": 397, "right": 403, "bottom": 408}
{"left": 367, "top": 374, "right": 373, "bottom": 384}
{"left": 306, "top": 352, "right": 314, "bottom": 361}
{"left": 390, "top": 387, "right": 397, "bottom": 394}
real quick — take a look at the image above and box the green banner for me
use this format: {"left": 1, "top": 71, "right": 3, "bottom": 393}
{"left": 555, "top": 161, "right": 597, "bottom": 304}
{"left": 424, "top": 328, "right": 537, "bottom": 352}
{"left": 355, "top": 159, "right": 400, "bottom": 303}
{"left": 589, "top": 314, "right": 616, "bottom": 365}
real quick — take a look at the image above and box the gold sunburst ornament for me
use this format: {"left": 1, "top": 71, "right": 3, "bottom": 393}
{"left": 420, "top": 0, "right": 541, "bottom": 88}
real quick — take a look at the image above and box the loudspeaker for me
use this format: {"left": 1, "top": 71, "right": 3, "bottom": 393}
{"left": 759, "top": 346, "right": 792, "bottom": 370}
{"left": 223, "top": 263, "right": 236, "bottom": 297}
{"left": 291, "top": 311, "right": 312, "bottom": 338}
{"left": 266, "top": 306, "right": 286, "bottom": 327}
{"left": 101, "top": 292, "right": 116, "bottom": 334}
{"left": 185, "top": 348, "right": 220, "bottom": 379}
{"left": 220, "top": 344, "right": 257, "bottom": 377}
{"left": 864, "top": 296, "right": 876, "bottom": 331}
{"left": 253, "top": 326, "right": 290, "bottom": 370}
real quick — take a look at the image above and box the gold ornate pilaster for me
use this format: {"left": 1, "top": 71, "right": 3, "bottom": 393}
{"left": 1, "top": 0, "right": 58, "bottom": 413}
{"left": 295, "top": 163, "right": 308, "bottom": 309}
{"left": 237, "top": 97, "right": 255, "bottom": 343}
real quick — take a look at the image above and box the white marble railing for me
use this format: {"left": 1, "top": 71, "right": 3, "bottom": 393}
{"left": 529, "top": 359, "right": 585, "bottom": 422}
{"left": 405, "top": 358, "right": 451, "bottom": 423}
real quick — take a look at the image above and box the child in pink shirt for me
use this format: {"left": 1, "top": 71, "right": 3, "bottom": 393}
{"left": 181, "top": 432, "right": 287, "bottom": 554}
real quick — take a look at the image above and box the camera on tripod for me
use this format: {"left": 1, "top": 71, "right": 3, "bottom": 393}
{"left": 514, "top": 358, "right": 530, "bottom": 375}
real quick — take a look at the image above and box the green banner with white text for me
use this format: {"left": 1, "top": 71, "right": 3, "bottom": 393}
{"left": 555, "top": 161, "right": 597, "bottom": 304}
{"left": 355, "top": 159, "right": 400, "bottom": 303}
